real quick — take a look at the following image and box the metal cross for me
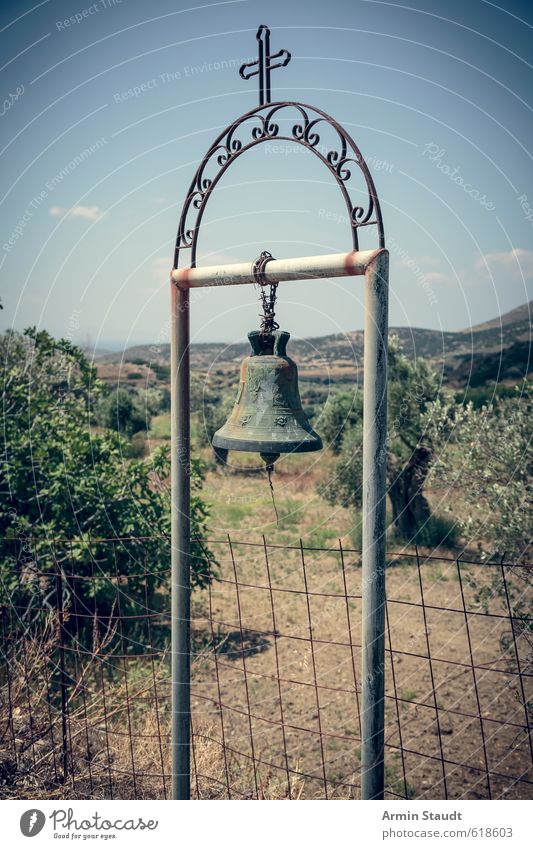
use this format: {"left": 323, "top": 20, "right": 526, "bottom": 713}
{"left": 239, "top": 25, "right": 291, "bottom": 106}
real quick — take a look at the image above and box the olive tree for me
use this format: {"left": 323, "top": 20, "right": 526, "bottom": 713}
{"left": 320, "top": 338, "right": 451, "bottom": 543}
{"left": 427, "top": 392, "right": 532, "bottom": 561}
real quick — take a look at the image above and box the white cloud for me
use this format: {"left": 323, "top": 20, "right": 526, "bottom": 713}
{"left": 411, "top": 255, "right": 441, "bottom": 268}
{"left": 423, "top": 271, "right": 449, "bottom": 284}
{"left": 475, "top": 248, "right": 533, "bottom": 281}
{"left": 49, "top": 205, "right": 103, "bottom": 221}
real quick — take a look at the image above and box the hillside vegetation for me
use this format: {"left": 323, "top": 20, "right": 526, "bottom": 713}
{"left": 95, "top": 299, "right": 532, "bottom": 391}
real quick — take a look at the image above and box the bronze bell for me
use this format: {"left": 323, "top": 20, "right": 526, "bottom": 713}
{"left": 212, "top": 329, "right": 322, "bottom": 468}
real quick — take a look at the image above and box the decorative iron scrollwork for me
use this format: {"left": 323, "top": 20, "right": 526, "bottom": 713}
{"left": 174, "top": 101, "right": 384, "bottom": 268}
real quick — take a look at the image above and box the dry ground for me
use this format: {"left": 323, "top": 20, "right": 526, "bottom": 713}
{"left": 188, "top": 456, "right": 533, "bottom": 800}
{"left": 1, "top": 453, "right": 530, "bottom": 801}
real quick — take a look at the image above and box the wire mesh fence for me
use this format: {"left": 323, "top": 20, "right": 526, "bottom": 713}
{"left": 0, "top": 535, "right": 531, "bottom": 800}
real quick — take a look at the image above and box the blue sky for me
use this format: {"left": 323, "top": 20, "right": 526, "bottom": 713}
{"left": 1, "top": 0, "right": 532, "bottom": 347}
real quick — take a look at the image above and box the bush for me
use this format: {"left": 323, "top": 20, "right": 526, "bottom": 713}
{"left": 0, "top": 328, "right": 216, "bottom": 641}
{"left": 397, "top": 513, "right": 459, "bottom": 548}
{"left": 151, "top": 363, "right": 170, "bottom": 381}
{"left": 320, "top": 390, "right": 363, "bottom": 454}
{"left": 350, "top": 511, "right": 458, "bottom": 550}
{"left": 428, "top": 394, "right": 533, "bottom": 559}
{"left": 128, "top": 431, "right": 146, "bottom": 457}
{"left": 97, "top": 387, "right": 149, "bottom": 437}
{"left": 455, "top": 382, "right": 528, "bottom": 410}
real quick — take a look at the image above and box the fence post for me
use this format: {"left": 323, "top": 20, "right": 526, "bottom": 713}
{"left": 170, "top": 279, "right": 191, "bottom": 800}
{"left": 361, "top": 249, "right": 389, "bottom": 800}
{"left": 55, "top": 564, "right": 69, "bottom": 783}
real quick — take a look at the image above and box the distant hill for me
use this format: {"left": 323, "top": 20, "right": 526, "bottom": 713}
{"left": 467, "top": 300, "right": 532, "bottom": 332}
{"left": 96, "top": 300, "right": 532, "bottom": 389}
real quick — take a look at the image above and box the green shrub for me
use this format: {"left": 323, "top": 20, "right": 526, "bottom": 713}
{"left": 150, "top": 413, "right": 171, "bottom": 439}
{"left": 151, "top": 362, "right": 170, "bottom": 381}
{"left": 0, "top": 329, "right": 216, "bottom": 646}
{"left": 350, "top": 511, "right": 458, "bottom": 550}
{"left": 128, "top": 431, "right": 147, "bottom": 457}
{"left": 97, "top": 386, "right": 149, "bottom": 436}
{"left": 412, "top": 513, "right": 459, "bottom": 548}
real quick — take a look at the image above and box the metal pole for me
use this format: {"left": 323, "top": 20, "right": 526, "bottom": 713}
{"left": 361, "top": 249, "right": 389, "bottom": 800}
{"left": 172, "top": 249, "right": 382, "bottom": 289}
{"left": 170, "top": 278, "right": 191, "bottom": 800}
{"left": 56, "top": 565, "right": 69, "bottom": 782}
{"left": 169, "top": 246, "right": 387, "bottom": 800}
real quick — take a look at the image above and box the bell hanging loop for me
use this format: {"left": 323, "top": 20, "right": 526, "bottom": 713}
{"left": 254, "top": 250, "right": 280, "bottom": 347}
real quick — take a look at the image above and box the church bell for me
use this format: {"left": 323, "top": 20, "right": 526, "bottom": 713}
{"left": 212, "top": 329, "right": 322, "bottom": 469}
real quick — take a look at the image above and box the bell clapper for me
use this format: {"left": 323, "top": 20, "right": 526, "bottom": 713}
{"left": 266, "top": 467, "right": 279, "bottom": 527}
{"left": 260, "top": 451, "right": 280, "bottom": 526}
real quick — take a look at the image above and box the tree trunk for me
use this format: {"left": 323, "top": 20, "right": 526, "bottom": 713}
{"left": 388, "top": 446, "right": 432, "bottom": 540}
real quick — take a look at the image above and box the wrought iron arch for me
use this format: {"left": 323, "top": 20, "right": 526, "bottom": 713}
{"left": 173, "top": 101, "right": 385, "bottom": 269}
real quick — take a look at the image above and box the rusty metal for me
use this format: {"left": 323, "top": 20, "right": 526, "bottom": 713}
{"left": 239, "top": 25, "right": 291, "bottom": 106}
{"left": 173, "top": 105, "right": 384, "bottom": 269}
{"left": 172, "top": 248, "right": 384, "bottom": 288}
{"left": 360, "top": 250, "right": 389, "bottom": 800}
{"left": 170, "top": 279, "right": 191, "bottom": 800}
{"left": 253, "top": 250, "right": 280, "bottom": 341}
